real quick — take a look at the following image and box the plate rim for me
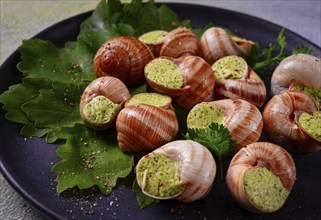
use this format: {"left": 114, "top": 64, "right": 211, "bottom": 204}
{"left": 0, "top": 2, "right": 320, "bottom": 220}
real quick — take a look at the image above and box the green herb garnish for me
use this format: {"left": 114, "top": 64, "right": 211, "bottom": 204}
{"left": 248, "top": 28, "right": 314, "bottom": 74}
{"left": 185, "top": 123, "right": 237, "bottom": 180}
{"left": 248, "top": 29, "right": 287, "bottom": 73}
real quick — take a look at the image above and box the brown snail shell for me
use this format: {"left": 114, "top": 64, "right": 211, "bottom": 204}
{"left": 199, "top": 27, "right": 254, "bottom": 64}
{"left": 116, "top": 96, "right": 179, "bottom": 153}
{"left": 214, "top": 66, "right": 267, "bottom": 108}
{"left": 79, "top": 76, "right": 130, "bottom": 130}
{"left": 226, "top": 142, "right": 296, "bottom": 213}
{"left": 263, "top": 90, "right": 321, "bottom": 153}
{"left": 138, "top": 30, "right": 168, "bottom": 57}
{"left": 93, "top": 36, "right": 155, "bottom": 85}
{"left": 207, "top": 99, "right": 263, "bottom": 151}
{"left": 271, "top": 54, "right": 321, "bottom": 96}
{"left": 159, "top": 27, "right": 199, "bottom": 58}
{"left": 174, "top": 56, "right": 215, "bottom": 110}
{"left": 145, "top": 56, "right": 215, "bottom": 110}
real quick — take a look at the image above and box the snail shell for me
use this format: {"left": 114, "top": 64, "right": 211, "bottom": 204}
{"left": 136, "top": 140, "right": 216, "bottom": 202}
{"left": 145, "top": 56, "right": 215, "bottom": 110}
{"left": 199, "top": 27, "right": 254, "bottom": 64}
{"left": 94, "top": 36, "right": 155, "bottom": 85}
{"left": 226, "top": 142, "right": 296, "bottom": 213}
{"left": 271, "top": 54, "right": 321, "bottom": 96}
{"left": 207, "top": 99, "right": 263, "bottom": 150}
{"left": 159, "top": 27, "right": 199, "bottom": 58}
{"left": 116, "top": 95, "right": 178, "bottom": 153}
{"left": 79, "top": 76, "right": 130, "bottom": 130}
{"left": 213, "top": 57, "right": 266, "bottom": 108}
{"left": 173, "top": 56, "right": 215, "bottom": 110}
{"left": 263, "top": 90, "right": 321, "bottom": 153}
{"left": 138, "top": 30, "right": 168, "bottom": 57}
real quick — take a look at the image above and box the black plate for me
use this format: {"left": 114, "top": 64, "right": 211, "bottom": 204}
{"left": 1, "top": 3, "right": 320, "bottom": 220}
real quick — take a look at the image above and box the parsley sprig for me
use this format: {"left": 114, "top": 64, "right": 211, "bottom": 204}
{"left": 185, "top": 123, "right": 237, "bottom": 180}
{"left": 247, "top": 29, "right": 287, "bottom": 73}
{"left": 247, "top": 28, "right": 313, "bottom": 74}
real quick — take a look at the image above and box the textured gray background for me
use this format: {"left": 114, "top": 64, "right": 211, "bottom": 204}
{"left": 1, "top": 0, "right": 320, "bottom": 219}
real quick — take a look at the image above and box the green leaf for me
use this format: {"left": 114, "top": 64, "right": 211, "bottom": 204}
{"left": 17, "top": 39, "right": 95, "bottom": 83}
{"left": 132, "top": 179, "right": 159, "bottom": 209}
{"left": 0, "top": 78, "right": 52, "bottom": 137}
{"left": 248, "top": 29, "right": 288, "bottom": 74}
{"left": 21, "top": 81, "right": 86, "bottom": 143}
{"left": 185, "top": 123, "right": 236, "bottom": 179}
{"left": 52, "top": 124, "right": 134, "bottom": 195}
{"left": 292, "top": 45, "right": 313, "bottom": 55}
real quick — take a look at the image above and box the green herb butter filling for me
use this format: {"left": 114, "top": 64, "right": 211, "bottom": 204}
{"left": 244, "top": 167, "right": 289, "bottom": 213}
{"left": 126, "top": 93, "right": 170, "bottom": 107}
{"left": 136, "top": 153, "right": 184, "bottom": 198}
{"left": 145, "top": 58, "right": 183, "bottom": 88}
{"left": 187, "top": 103, "right": 225, "bottom": 129}
{"left": 83, "top": 95, "right": 120, "bottom": 126}
{"left": 212, "top": 56, "right": 247, "bottom": 83}
{"left": 298, "top": 111, "right": 321, "bottom": 140}
{"left": 138, "top": 30, "right": 168, "bottom": 44}
{"left": 291, "top": 85, "right": 321, "bottom": 108}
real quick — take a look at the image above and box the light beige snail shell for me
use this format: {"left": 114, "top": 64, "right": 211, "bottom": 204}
{"left": 159, "top": 27, "right": 199, "bottom": 58}
{"left": 93, "top": 36, "right": 155, "bottom": 85}
{"left": 199, "top": 27, "right": 254, "bottom": 64}
{"left": 207, "top": 98, "right": 263, "bottom": 151}
{"left": 271, "top": 54, "right": 321, "bottom": 96}
{"left": 136, "top": 140, "right": 216, "bottom": 202}
{"left": 214, "top": 64, "right": 266, "bottom": 108}
{"left": 263, "top": 90, "right": 321, "bottom": 153}
{"left": 79, "top": 76, "right": 130, "bottom": 130}
{"left": 226, "top": 142, "right": 296, "bottom": 213}
{"left": 116, "top": 97, "right": 179, "bottom": 153}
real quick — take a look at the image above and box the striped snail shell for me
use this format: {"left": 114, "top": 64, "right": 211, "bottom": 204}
{"left": 212, "top": 55, "right": 266, "bottom": 108}
{"left": 271, "top": 54, "right": 321, "bottom": 96}
{"left": 138, "top": 30, "right": 168, "bottom": 57}
{"left": 190, "top": 99, "right": 263, "bottom": 151}
{"left": 226, "top": 142, "right": 296, "bottom": 213}
{"left": 214, "top": 69, "right": 266, "bottom": 108}
{"left": 93, "top": 36, "right": 154, "bottom": 85}
{"left": 79, "top": 76, "right": 130, "bottom": 130}
{"left": 145, "top": 56, "right": 215, "bottom": 110}
{"left": 263, "top": 90, "right": 321, "bottom": 153}
{"left": 199, "top": 27, "right": 254, "bottom": 64}
{"left": 136, "top": 140, "right": 216, "bottom": 202}
{"left": 116, "top": 93, "right": 179, "bottom": 153}
{"left": 159, "top": 27, "right": 199, "bottom": 58}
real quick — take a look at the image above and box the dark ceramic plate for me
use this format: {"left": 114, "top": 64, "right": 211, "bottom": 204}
{"left": 1, "top": 3, "right": 320, "bottom": 220}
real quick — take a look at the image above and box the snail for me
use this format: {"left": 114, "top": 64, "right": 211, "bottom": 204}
{"left": 199, "top": 27, "right": 255, "bottom": 64}
{"left": 226, "top": 142, "right": 296, "bottom": 213}
{"left": 145, "top": 55, "right": 215, "bottom": 110}
{"left": 138, "top": 30, "right": 168, "bottom": 57}
{"left": 159, "top": 27, "right": 199, "bottom": 58}
{"left": 271, "top": 54, "right": 321, "bottom": 96}
{"left": 212, "top": 55, "right": 266, "bottom": 108}
{"left": 136, "top": 140, "right": 216, "bottom": 202}
{"left": 79, "top": 76, "right": 130, "bottom": 130}
{"left": 116, "top": 93, "right": 179, "bottom": 153}
{"left": 93, "top": 36, "right": 155, "bottom": 85}
{"left": 187, "top": 98, "right": 263, "bottom": 151}
{"left": 263, "top": 90, "right": 321, "bottom": 153}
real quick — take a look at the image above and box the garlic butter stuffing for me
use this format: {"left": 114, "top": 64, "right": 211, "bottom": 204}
{"left": 80, "top": 23, "right": 320, "bottom": 212}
